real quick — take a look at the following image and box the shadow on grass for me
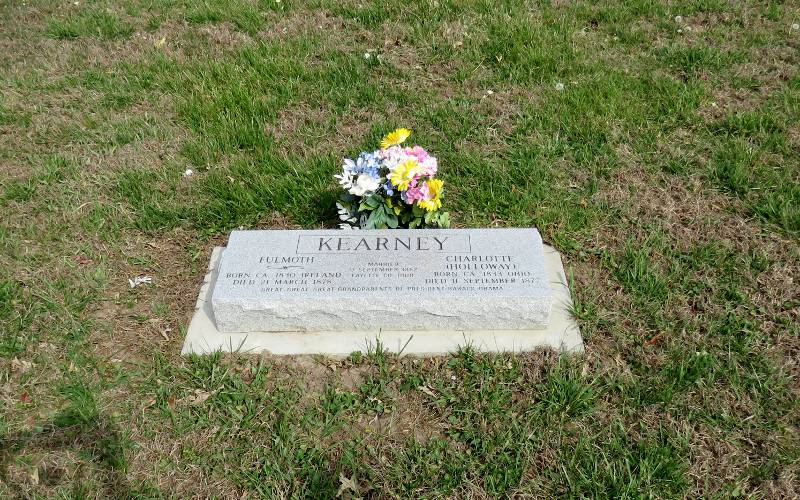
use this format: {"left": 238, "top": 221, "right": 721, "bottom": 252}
{"left": 0, "top": 410, "right": 133, "bottom": 497}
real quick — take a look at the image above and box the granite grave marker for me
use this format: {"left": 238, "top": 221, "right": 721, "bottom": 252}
{"left": 211, "top": 228, "right": 551, "bottom": 333}
{"left": 182, "top": 228, "right": 582, "bottom": 355}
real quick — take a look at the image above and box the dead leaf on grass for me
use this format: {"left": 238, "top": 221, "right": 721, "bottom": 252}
{"left": 128, "top": 276, "right": 153, "bottom": 288}
{"left": 186, "top": 389, "right": 214, "bottom": 405}
{"left": 10, "top": 357, "right": 33, "bottom": 373}
{"left": 336, "top": 473, "right": 361, "bottom": 497}
{"left": 28, "top": 466, "right": 39, "bottom": 486}
{"left": 417, "top": 385, "right": 436, "bottom": 397}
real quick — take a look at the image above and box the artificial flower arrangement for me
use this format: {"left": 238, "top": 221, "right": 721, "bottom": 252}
{"left": 335, "top": 128, "right": 450, "bottom": 229}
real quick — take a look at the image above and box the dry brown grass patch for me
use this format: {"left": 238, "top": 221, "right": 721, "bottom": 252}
{"left": 266, "top": 102, "right": 383, "bottom": 158}
{"left": 260, "top": 9, "right": 349, "bottom": 44}
{"left": 86, "top": 229, "right": 203, "bottom": 363}
{"left": 197, "top": 22, "right": 253, "bottom": 50}
{"left": 125, "top": 423, "right": 242, "bottom": 497}
{"left": 599, "top": 162, "right": 798, "bottom": 327}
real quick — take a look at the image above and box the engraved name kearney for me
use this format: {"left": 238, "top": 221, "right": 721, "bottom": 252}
{"left": 317, "top": 236, "right": 450, "bottom": 252}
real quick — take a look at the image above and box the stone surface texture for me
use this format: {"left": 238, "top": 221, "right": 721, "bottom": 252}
{"left": 211, "top": 229, "right": 551, "bottom": 333}
{"left": 182, "top": 244, "right": 583, "bottom": 355}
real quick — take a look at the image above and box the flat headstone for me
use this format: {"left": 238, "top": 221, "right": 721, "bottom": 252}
{"left": 211, "top": 229, "right": 552, "bottom": 333}
{"left": 182, "top": 243, "right": 583, "bottom": 356}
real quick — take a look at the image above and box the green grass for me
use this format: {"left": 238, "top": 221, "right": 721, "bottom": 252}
{"left": 1, "top": 0, "right": 798, "bottom": 496}
{"left": 47, "top": 9, "right": 135, "bottom": 40}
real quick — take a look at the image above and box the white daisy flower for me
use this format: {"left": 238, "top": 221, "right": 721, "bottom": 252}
{"left": 348, "top": 174, "right": 380, "bottom": 196}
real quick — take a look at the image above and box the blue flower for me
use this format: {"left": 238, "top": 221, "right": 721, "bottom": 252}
{"left": 350, "top": 152, "right": 381, "bottom": 179}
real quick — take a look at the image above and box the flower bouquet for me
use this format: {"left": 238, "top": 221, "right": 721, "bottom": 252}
{"left": 335, "top": 128, "right": 450, "bottom": 229}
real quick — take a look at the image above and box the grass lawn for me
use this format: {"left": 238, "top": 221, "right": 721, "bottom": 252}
{"left": 1, "top": 0, "right": 799, "bottom": 497}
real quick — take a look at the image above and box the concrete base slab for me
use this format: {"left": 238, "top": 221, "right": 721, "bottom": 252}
{"left": 181, "top": 246, "right": 583, "bottom": 356}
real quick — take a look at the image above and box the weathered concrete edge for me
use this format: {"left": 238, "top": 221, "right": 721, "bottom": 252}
{"left": 181, "top": 246, "right": 584, "bottom": 356}
{"left": 212, "top": 295, "right": 552, "bottom": 333}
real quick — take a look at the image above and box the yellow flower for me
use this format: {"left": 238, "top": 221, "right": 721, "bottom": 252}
{"left": 389, "top": 159, "right": 419, "bottom": 191}
{"left": 381, "top": 127, "right": 412, "bottom": 149}
{"left": 418, "top": 179, "right": 443, "bottom": 212}
{"left": 418, "top": 198, "right": 441, "bottom": 212}
{"left": 426, "top": 178, "right": 443, "bottom": 198}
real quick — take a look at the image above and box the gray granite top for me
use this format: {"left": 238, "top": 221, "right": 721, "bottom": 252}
{"left": 212, "top": 228, "right": 550, "bottom": 300}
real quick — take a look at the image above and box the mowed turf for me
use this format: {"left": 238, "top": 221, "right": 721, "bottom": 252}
{"left": 1, "top": 0, "right": 798, "bottom": 497}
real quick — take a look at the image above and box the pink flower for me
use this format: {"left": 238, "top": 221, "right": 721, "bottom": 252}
{"left": 378, "top": 145, "right": 402, "bottom": 161}
{"left": 404, "top": 145, "right": 429, "bottom": 162}
{"left": 419, "top": 181, "right": 432, "bottom": 200}
{"left": 402, "top": 178, "right": 428, "bottom": 203}
{"left": 419, "top": 156, "right": 438, "bottom": 176}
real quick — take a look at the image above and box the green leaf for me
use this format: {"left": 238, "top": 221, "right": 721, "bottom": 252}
{"left": 386, "top": 212, "right": 398, "bottom": 228}
{"left": 366, "top": 207, "right": 387, "bottom": 229}
{"left": 438, "top": 211, "right": 451, "bottom": 228}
